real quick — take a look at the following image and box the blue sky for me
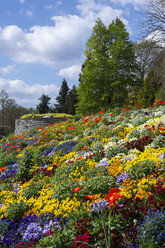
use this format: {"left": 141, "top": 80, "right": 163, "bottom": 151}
{"left": 0, "top": 0, "right": 147, "bottom": 108}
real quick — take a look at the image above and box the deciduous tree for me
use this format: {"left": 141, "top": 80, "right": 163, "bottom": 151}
{"left": 76, "top": 18, "right": 137, "bottom": 114}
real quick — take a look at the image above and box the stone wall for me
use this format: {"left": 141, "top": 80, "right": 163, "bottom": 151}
{"left": 15, "top": 117, "right": 70, "bottom": 136}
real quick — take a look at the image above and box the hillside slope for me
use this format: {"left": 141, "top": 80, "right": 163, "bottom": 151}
{"left": 0, "top": 99, "right": 165, "bottom": 248}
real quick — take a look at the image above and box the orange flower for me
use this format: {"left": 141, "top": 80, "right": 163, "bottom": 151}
{"left": 158, "top": 127, "right": 165, "bottom": 130}
{"left": 82, "top": 146, "right": 88, "bottom": 150}
{"left": 0, "top": 166, "right": 8, "bottom": 173}
{"left": 85, "top": 195, "right": 95, "bottom": 200}
{"left": 105, "top": 187, "right": 123, "bottom": 206}
{"left": 94, "top": 116, "right": 103, "bottom": 123}
{"left": 149, "top": 125, "right": 155, "bottom": 131}
{"left": 76, "top": 156, "right": 83, "bottom": 160}
{"left": 120, "top": 115, "right": 124, "bottom": 118}
{"left": 73, "top": 187, "right": 82, "bottom": 192}
{"left": 144, "top": 124, "right": 149, "bottom": 127}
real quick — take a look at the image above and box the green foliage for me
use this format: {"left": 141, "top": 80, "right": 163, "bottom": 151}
{"left": 81, "top": 175, "right": 115, "bottom": 195}
{"left": 131, "top": 113, "right": 148, "bottom": 126}
{"left": 20, "top": 113, "right": 73, "bottom": 119}
{"left": 83, "top": 128, "right": 93, "bottom": 137}
{"left": 0, "top": 151, "right": 16, "bottom": 168}
{"left": 54, "top": 79, "right": 69, "bottom": 113}
{"left": 126, "top": 129, "right": 141, "bottom": 139}
{"left": 151, "top": 135, "right": 165, "bottom": 148}
{"left": 77, "top": 18, "right": 137, "bottom": 114}
{"left": 92, "top": 141, "right": 104, "bottom": 152}
{"left": 36, "top": 94, "right": 51, "bottom": 114}
{"left": 84, "top": 166, "right": 108, "bottom": 178}
{"left": 6, "top": 200, "right": 29, "bottom": 221}
{"left": 74, "top": 138, "right": 94, "bottom": 152}
{"left": 36, "top": 223, "right": 76, "bottom": 248}
{"left": 73, "top": 114, "right": 81, "bottom": 122}
{"left": 52, "top": 160, "right": 86, "bottom": 184}
{"left": 15, "top": 148, "right": 47, "bottom": 182}
{"left": 105, "top": 144, "right": 128, "bottom": 160}
{"left": 128, "top": 160, "right": 156, "bottom": 180}
{"left": 22, "top": 181, "right": 44, "bottom": 200}
{"left": 65, "top": 85, "right": 78, "bottom": 115}
{"left": 137, "top": 70, "right": 156, "bottom": 107}
{"left": 52, "top": 181, "right": 79, "bottom": 201}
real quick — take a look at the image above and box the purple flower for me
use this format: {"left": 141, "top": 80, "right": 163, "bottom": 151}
{"left": 96, "top": 160, "right": 109, "bottom": 167}
{"left": 22, "top": 222, "right": 42, "bottom": 241}
{"left": 116, "top": 172, "right": 128, "bottom": 183}
{"left": 89, "top": 200, "right": 109, "bottom": 213}
{"left": 42, "top": 220, "right": 60, "bottom": 234}
{"left": 157, "top": 154, "right": 165, "bottom": 160}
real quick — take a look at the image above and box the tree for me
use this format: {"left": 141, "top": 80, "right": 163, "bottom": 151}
{"left": 143, "top": 0, "right": 165, "bottom": 42}
{"left": 54, "top": 79, "right": 69, "bottom": 113}
{"left": 137, "top": 70, "right": 157, "bottom": 107}
{"left": 0, "top": 90, "right": 10, "bottom": 129}
{"left": 149, "top": 49, "right": 165, "bottom": 99}
{"left": 0, "top": 90, "right": 34, "bottom": 136}
{"left": 134, "top": 40, "right": 163, "bottom": 82}
{"left": 76, "top": 18, "right": 137, "bottom": 114}
{"left": 36, "top": 94, "right": 51, "bottom": 114}
{"left": 65, "top": 85, "right": 78, "bottom": 115}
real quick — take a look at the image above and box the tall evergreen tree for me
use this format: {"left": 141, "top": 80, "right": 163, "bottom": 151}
{"left": 66, "top": 85, "right": 78, "bottom": 115}
{"left": 137, "top": 70, "right": 156, "bottom": 107}
{"left": 54, "top": 79, "right": 69, "bottom": 113}
{"left": 76, "top": 18, "right": 137, "bottom": 114}
{"left": 36, "top": 94, "right": 51, "bottom": 114}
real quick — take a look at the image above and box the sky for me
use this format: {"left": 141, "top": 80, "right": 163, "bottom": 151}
{"left": 0, "top": 0, "right": 148, "bottom": 108}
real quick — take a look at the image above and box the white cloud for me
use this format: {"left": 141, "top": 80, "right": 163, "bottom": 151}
{"left": 0, "top": 64, "right": 16, "bottom": 75}
{"left": 58, "top": 65, "right": 81, "bottom": 80}
{"left": 0, "top": 0, "right": 132, "bottom": 78}
{"left": 77, "top": 0, "right": 123, "bottom": 27}
{"left": 0, "top": 16, "right": 90, "bottom": 66}
{"left": 44, "top": 5, "right": 53, "bottom": 10}
{"left": 0, "top": 77, "right": 59, "bottom": 107}
{"left": 26, "top": 10, "right": 33, "bottom": 17}
{"left": 19, "top": 0, "right": 25, "bottom": 3}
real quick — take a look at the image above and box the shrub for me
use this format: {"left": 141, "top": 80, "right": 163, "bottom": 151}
{"left": 92, "top": 141, "right": 104, "bottom": 152}
{"left": 127, "top": 129, "right": 141, "bottom": 140}
{"left": 128, "top": 160, "right": 156, "bottom": 180}
{"left": 22, "top": 181, "right": 44, "bottom": 200}
{"left": 6, "top": 200, "right": 29, "bottom": 221}
{"left": 81, "top": 175, "right": 115, "bottom": 195}
{"left": 105, "top": 144, "right": 128, "bottom": 160}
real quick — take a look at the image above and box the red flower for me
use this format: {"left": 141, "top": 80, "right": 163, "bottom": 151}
{"left": 105, "top": 187, "right": 123, "bottom": 206}
{"left": 73, "top": 232, "right": 92, "bottom": 248}
{"left": 82, "top": 146, "right": 88, "bottom": 150}
{"left": 144, "top": 124, "right": 149, "bottom": 127}
{"left": 110, "top": 113, "right": 113, "bottom": 117}
{"left": 158, "top": 126, "right": 165, "bottom": 130}
{"left": 94, "top": 116, "right": 103, "bottom": 123}
{"left": 73, "top": 187, "right": 82, "bottom": 192}
{"left": 85, "top": 195, "right": 95, "bottom": 200}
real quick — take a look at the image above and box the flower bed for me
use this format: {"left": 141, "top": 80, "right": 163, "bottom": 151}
{"left": 0, "top": 99, "right": 165, "bottom": 247}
